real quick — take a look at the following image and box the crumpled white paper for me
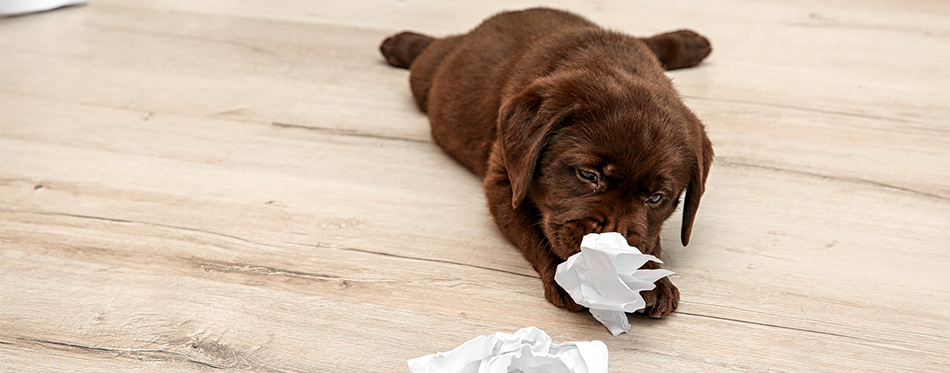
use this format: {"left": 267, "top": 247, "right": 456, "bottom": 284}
{"left": 407, "top": 326, "right": 607, "bottom": 373}
{"left": 555, "top": 232, "right": 674, "bottom": 336}
{"left": 0, "top": 0, "right": 85, "bottom": 16}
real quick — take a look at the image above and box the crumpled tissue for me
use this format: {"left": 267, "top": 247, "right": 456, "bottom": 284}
{"left": 407, "top": 326, "right": 607, "bottom": 373}
{"left": 555, "top": 232, "right": 674, "bottom": 336}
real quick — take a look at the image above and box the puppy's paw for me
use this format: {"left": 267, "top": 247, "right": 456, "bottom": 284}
{"left": 645, "top": 29, "right": 712, "bottom": 70}
{"left": 638, "top": 277, "right": 680, "bottom": 318}
{"left": 543, "top": 277, "right": 584, "bottom": 312}
{"left": 379, "top": 31, "right": 434, "bottom": 68}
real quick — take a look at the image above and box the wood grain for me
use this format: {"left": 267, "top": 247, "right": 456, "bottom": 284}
{"left": 2, "top": 0, "right": 948, "bottom": 371}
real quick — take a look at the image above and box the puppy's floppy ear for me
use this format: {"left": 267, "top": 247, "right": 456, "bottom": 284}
{"left": 498, "top": 78, "right": 574, "bottom": 208}
{"left": 681, "top": 130, "right": 713, "bottom": 246}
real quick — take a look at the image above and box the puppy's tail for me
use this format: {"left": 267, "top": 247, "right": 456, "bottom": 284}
{"left": 379, "top": 31, "right": 434, "bottom": 69}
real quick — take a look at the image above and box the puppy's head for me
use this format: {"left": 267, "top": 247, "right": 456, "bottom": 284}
{"left": 499, "top": 70, "right": 713, "bottom": 259}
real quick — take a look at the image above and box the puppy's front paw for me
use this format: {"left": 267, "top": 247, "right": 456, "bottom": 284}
{"left": 638, "top": 277, "right": 680, "bottom": 318}
{"left": 543, "top": 276, "right": 584, "bottom": 312}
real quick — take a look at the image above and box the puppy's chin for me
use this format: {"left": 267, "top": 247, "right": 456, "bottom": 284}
{"left": 544, "top": 217, "right": 659, "bottom": 259}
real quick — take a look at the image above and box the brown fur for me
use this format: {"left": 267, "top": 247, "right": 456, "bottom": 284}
{"left": 380, "top": 8, "right": 713, "bottom": 318}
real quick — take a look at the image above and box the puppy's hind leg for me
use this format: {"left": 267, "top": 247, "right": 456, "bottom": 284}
{"left": 379, "top": 31, "right": 435, "bottom": 69}
{"left": 641, "top": 30, "right": 712, "bottom": 70}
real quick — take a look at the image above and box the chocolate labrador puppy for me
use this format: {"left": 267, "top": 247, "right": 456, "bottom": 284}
{"left": 380, "top": 7, "right": 713, "bottom": 318}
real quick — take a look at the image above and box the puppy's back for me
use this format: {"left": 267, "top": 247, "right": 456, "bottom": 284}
{"left": 413, "top": 8, "right": 601, "bottom": 175}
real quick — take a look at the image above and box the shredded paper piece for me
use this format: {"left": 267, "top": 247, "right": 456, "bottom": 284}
{"left": 407, "top": 326, "right": 607, "bottom": 373}
{"left": 555, "top": 232, "right": 674, "bottom": 336}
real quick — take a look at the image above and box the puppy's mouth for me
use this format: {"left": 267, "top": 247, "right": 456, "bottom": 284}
{"left": 544, "top": 218, "right": 653, "bottom": 260}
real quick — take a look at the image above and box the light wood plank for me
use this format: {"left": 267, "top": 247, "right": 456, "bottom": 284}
{"left": 2, "top": 0, "right": 949, "bottom": 371}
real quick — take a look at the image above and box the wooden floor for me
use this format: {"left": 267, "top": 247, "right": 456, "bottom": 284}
{"left": 2, "top": 0, "right": 949, "bottom": 371}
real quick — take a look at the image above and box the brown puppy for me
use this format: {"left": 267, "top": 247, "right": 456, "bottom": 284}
{"left": 380, "top": 8, "right": 713, "bottom": 318}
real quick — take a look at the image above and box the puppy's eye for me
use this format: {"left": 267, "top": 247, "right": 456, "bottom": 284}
{"left": 576, "top": 169, "right": 599, "bottom": 183}
{"left": 647, "top": 193, "right": 663, "bottom": 204}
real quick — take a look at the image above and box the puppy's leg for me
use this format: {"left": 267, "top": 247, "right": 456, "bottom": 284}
{"left": 381, "top": 31, "right": 435, "bottom": 112}
{"left": 641, "top": 30, "right": 712, "bottom": 70}
{"left": 379, "top": 31, "right": 435, "bottom": 69}
{"left": 484, "top": 157, "right": 583, "bottom": 312}
{"left": 380, "top": 31, "right": 463, "bottom": 113}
